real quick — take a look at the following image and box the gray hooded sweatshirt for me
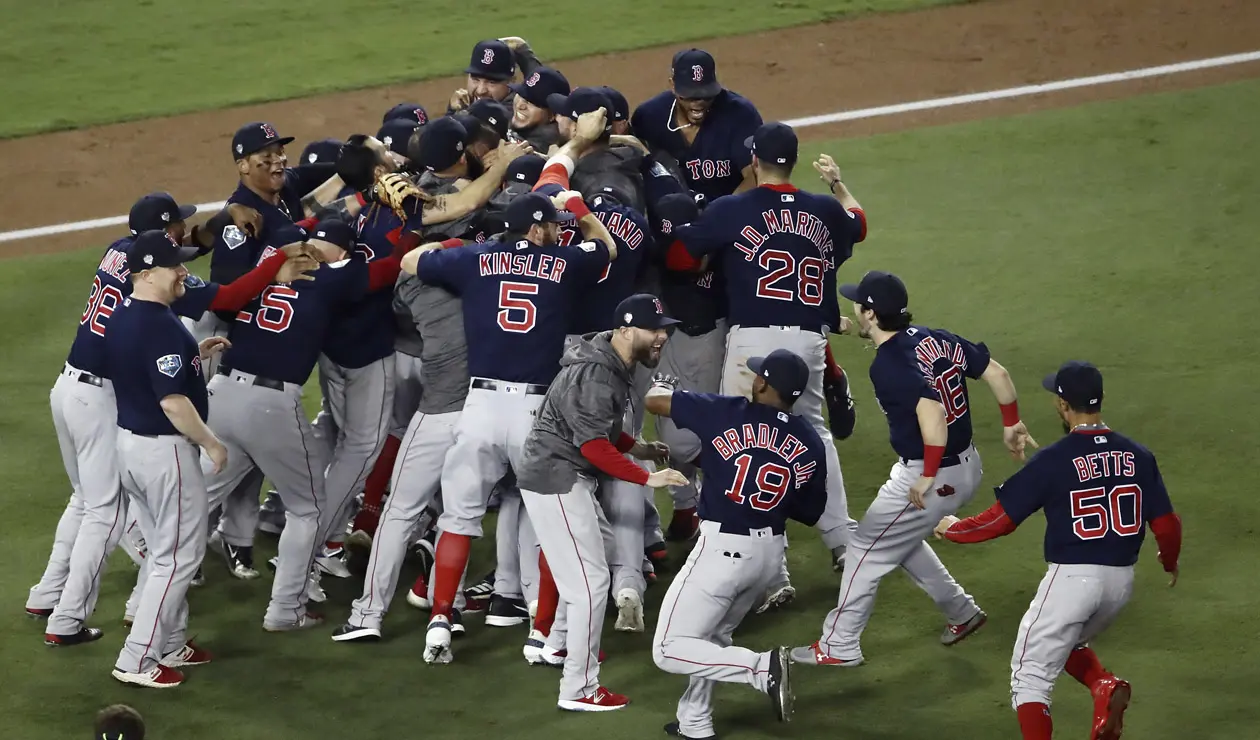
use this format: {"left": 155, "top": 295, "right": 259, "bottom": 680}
{"left": 516, "top": 331, "right": 636, "bottom": 496}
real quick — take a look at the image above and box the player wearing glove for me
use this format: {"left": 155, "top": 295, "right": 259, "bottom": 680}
{"left": 935, "top": 361, "right": 1181, "bottom": 740}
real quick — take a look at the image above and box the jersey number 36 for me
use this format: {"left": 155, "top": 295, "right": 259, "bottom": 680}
{"left": 725, "top": 453, "right": 790, "bottom": 511}
{"left": 1070, "top": 484, "right": 1143, "bottom": 540}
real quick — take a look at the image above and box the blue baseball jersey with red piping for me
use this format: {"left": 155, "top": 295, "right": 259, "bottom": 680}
{"left": 106, "top": 297, "right": 208, "bottom": 436}
{"left": 321, "top": 205, "right": 401, "bottom": 369}
{"left": 870, "top": 326, "right": 991, "bottom": 460}
{"left": 995, "top": 429, "right": 1173, "bottom": 566}
{"left": 671, "top": 392, "right": 828, "bottom": 533}
{"left": 678, "top": 185, "right": 861, "bottom": 331}
{"left": 631, "top": 90, "right": 762, "bottom": 202}
{"left": 220, "top": 250, "right": 370, "bottom": 385}
{"left": 66, "top": 237, "right": 219, "bottom": 378}
{"left": 561, "top": 198, "right": 653, "bottom": 334}
{"left": 414, "top": 237, "right": 610, "bottom": 385}
{"left": 209, "top": 166, "right": 329, "bottom": 285}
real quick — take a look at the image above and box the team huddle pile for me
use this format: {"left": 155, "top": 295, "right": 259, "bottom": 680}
{"left": 27, "top": 37, "right": 1184, "bottom": 740}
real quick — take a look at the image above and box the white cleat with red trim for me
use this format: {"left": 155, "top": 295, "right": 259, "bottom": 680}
{"left": 557, "top": 686, "right": 630, "bottom": 712}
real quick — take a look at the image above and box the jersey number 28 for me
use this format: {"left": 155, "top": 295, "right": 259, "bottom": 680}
{"left": 753, "top": 250, "right": 824, "bottom": 306}
{"left": 1070, "top": 485, "right": 1143, "bottom": 540}
{"left": 725, "top": 453, "right": 790, "bottom": 511}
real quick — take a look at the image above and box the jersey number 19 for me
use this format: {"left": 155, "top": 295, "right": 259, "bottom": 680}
{"left": 725, "top": 453, "right": 790, "bottom": 511}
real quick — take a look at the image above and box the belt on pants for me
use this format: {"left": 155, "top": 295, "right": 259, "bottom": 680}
{"left": 901, "top": 452, "right": 964, "bottom": 469}
{"left": 470, "top": 378, "right": 548, "bottom": 396}
{"left": 62, "top": 365, "right": 104, "bottom": 387}
{"left": 217, "top": 366, "right": 285, "bottom": 392}
{"left": 717, "top": 522, "right": 785, "bottom": 537}
{"left": 740, "top": 324, "right": 825, "bottom": 336}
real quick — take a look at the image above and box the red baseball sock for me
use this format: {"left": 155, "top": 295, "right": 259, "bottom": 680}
{"left": 1065, "top": 645, "right": 1110, "bottom": 687}
{"left": 1016, "top": 703, "right": 1053, "bottom": 740}
{"left": 362, "top": 434, "right": 402, "bottom": 512}
{"left": 533, "top": 552, "right": 558, "bottom": 636}
{"left": 431, "top": 532, "right": 471, "bottom": 618}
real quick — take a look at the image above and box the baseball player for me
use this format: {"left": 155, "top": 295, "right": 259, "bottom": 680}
{"left": 792, "top": 269, "right": 1035, "bottom": 666}
{"left": 936, "top": 361, "right": 1182, "bottom": 740}
{"left": 645, "top": 348, "right": 827, "bottom": 735}
{"left": 29, "top": 195, "right": 314, "bottom": 639}
{"left": 549, "top": 87, "right": 646, "bottom": 211}
{"left": 447, "top": 37, "right": 542, "bottom": 114}
{"left": 599, "top": 86, "right": 632, "bottom": 136}
{"left": 509, "top": 66, "right": 569, "bottom": 151}
{"left": 105, "top": 230, "right": 229, "bottom": 688}
{"left": 382, "top": 101, "right": 429, "bottom": 126}
{"left": 406, "top": 188, "right": 617, "bottom": 664}
{"left": 515, "top": 294, "right": 688, "bottom": 711}
{"left": 674, "top": 123, "right": 865, "bottom": 602}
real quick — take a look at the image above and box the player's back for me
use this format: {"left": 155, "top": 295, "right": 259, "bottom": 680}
{"left": 564, "top": 198, "right": 651, "bottom": 334}
{"left": 321, "top": 207, "right": 401, "bottom": 369}
{"left": 66, "top": 239, "right": 134, "bottom": 377}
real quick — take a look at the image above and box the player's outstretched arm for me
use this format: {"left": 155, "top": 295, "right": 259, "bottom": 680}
{"left": 421, "top": 140, "right": 534, "bottom": 224}
{"left": 814, "top": 154, "right": 861, "bottom": 211}
{"left": 645, "top": 374, "right": 679, "bottom": 418}
{"left": 300, "top": 172, "right": 352, "bottom": 219}
{"left": 980, "top": 359, "right": 1039, "bottom": 461}
{"left": 553, "top": 190, "right": 618, "bottom": 260}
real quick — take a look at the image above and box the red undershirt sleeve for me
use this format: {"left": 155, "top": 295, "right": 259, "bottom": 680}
{"left": 849, "top": 207, "right": 867, "bottom": 242}
{"left": 208, "top": 253, "right": 287, "bottom": 311}
{"left": 367, "top": 256, "right": 402, "bottom": 291}
{"left": 581, "top": 439, "right": 650, "bottom": 485}
{"left": 665, "top": 239, "right": 703, "bottom": 272}
{"left": 943, "top": 501, "right": 1018, "bottom": 543}
{"left": 1148, "top": 512, "right": 1182, "bottom": 573}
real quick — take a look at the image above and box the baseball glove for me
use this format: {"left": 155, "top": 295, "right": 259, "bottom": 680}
{"left": 375, "top": 172, "right": 423, "bottom": 221}
{"left": 824, "top": 368, "right": 856, "bottom": 441}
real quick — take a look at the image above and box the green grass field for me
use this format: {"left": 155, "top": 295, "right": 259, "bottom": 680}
{"left": 0, "top": 0, "right": 961, "bottom": 137}
{"left": 4, "top": 78, "right": 1258, "bottom": 738}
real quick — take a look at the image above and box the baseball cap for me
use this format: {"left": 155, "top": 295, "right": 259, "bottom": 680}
{"left": 465, "top": 39, "right": 515, "bottom": 82}
{"left": 231, "top": 121, "right": 294, "bottom": 160}
{"left": 598, "top": 86, "right": 630, "bottom": 122}
{"left": 748, "top": 348, "right": 810, "bottom": 400}
{"left": 672, "top": 48, "right": 722, "bottom": 99}
{"left": 744, "top": 122, "right": 798, "bottom": 167}
{"left": 616, "top": 293, "right": 680, "bottom": 330}
{"left": 467, "top": 99, "right": 511, "bottom": 141}
{"left": 1042, "top": 361, "right": 1104, "bottom": 410}
{"left": 838, "top": 270, "right": 909, "bottom": 316}
{"left": 505, "top": 191, "right": 566, "bottom": 231}
{"left": 300, "top": 138, "right": 342, "bottom": 166}
{"left": 128, "top": 193, "right": 197, "bottom": 235}
{"left": 503, "top": 154, "right": 547, "bottom": 196}
{"left": 591, "top": 184, "right": 634, "bottom": 210}
{"left": 377, "top": 119, "right": 422, "bottom": 158}
{"left": 652, "top": 192, "right": 699, "bottom": 237}
{"left": 308, "top": 219, "right": 355, "bottom": 251}
{"left": 511, "top": 66, "right": 570, "bottom": 109}
{"left": 547, "top": 86, "right": 613, "bottom": 123}
{"left": 382, "top": 102, "right": 429, "bottom": 126}
{"left": 125, "top": 229, "right": 199, "bottom": 272}
{"left": 410, "top": 117, "right": 472, "bottom": 172}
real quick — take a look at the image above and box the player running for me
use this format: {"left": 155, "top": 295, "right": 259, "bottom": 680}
{"left": 646, "top": 348, "right": 828, "bottom": 736}
{"left": 935, "top": 361, "right": 1181, "bottom": 740}
{"left": 792, "top": 269, "right": 1036, "bottom": 666}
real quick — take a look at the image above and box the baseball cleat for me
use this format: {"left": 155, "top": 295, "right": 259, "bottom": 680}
{"left": 160, "top": 641, "right": 212, "bottom": 668}
{"left": 663, "top": 721, "right": 717, "bottom": 739}
{"left": 331, "top": 624, "right": 382, "bottom": 643}
{"left": 666, "top": 509, "right": 699, "bottom": 542}
{"left": 209, "top": 532, "right": 259, "bottom": 580}
{"left": 190, "top": 566, "right": 205, "bottom": 587}
{"left": 263, "top": 612, "right": 325, "bottom": 632}
{"left": 424, "top": 615, "right": 453, "bottom": 664}
{"left": 614, "top": 588, "right": 645, "bottom": 633}
{"left": 123, "top": 617, "right": 134, "bottom": 629}
{"left": 941, "top": 610, "right": 987, "bottom": 646}
{"left": 767, "top": 647, "right": 793, "bottom": 722}
{"left": 558, "top": 686, "right": 630, "bottom": 712}
{"left": 463, "top": 571, "right": 495, "bottom": 604}
{"left": 449, "top": 609, "right": 466, "bottom": 637}
{"left": 485, "top": 595, "right": 529, "bottom": 627}
{"left": 411, "top": 534, "right": 436, "bottom": 574}
{"left": 305, "top": 570, "right": 328, "bottom": 604}
{"left": 1091, "top": 676, "right": 1131, "bottom": 740}
{"left": 315, "top": 545, "right": 353, "bottom": 579}
{"left": 788, "top": 641, "right": 863, "bottom": 667}
{"left": 25, "top": 607, "right": 53, "bottom": 619}
{"left": 523, "top": 629, "right": 556, "bottom": 666}
{"left": 645, "top": 541, "right": 668, "bottom": 565}
{"left": 257, "top": 490, "right": 285, "bottom": 535}
{"left": 755, "top": 583, "right": 795, "bottom": 615}
{"left": 45, "top": 627, "right": 104, "bottom": 647}
{"left": 112, "top": 664, "right": 185, "bottom": 689}
{"left": 406, "top": 580, "right": 432, "bottom": 610}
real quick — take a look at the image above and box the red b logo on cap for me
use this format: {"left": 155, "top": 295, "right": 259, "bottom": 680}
{"left": 653, "top": 298, "right": 665, "bottom": 314}
{"left": 526, "top": 72, "right": 540, "bottom": 87}
{"left": 482, "top": 48, "right": 495, "bottom": 65}
{"left": 691, "top": 65, "right": 704, "bottom": 82}
{"left": 260, "top": 122, "right": 278, "bottom": 139}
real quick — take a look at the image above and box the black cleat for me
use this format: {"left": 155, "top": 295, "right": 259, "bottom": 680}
{"left": 484, "top": 595, "right": 529, "bottom": 627}
{"left": 45, "top": 627, "right": 104, "bottom": 647}
{"left": 767, "top": 647, "right": 793, "bottom": 722}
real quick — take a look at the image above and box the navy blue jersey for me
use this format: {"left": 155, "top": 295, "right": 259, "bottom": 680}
{"left": 870, "top": 326, "right": 991, "bottom": 459}
{"left": 631, "top": 90, "right": 762, "bottom": 202}
{"left": 66, "top": 237, "right": 219, "bottom": 378}
{"left": 209, "top": 167, "right": 326, "bottom": 285}
{"left": 996, "top": 428, "right": 1174, "bottom": 567}
{"left": 220, "top": 251, "right": 370, "bottom": 385}
{"left": 106, "top": 297, "right": 208, "bottom": 436}
{"left": 679, "top": 185, "right": 862, "bottom": 331}
{"left": 672, "top": 392, "right": 827, "bottom": 533}
{"left": 322, "top": 205, "right": 402, "bottom": 369}
{"left": 415, "top": 237, "right": 610, "bottom": 385}
{"left": 562, "top": 199, "right": 652, "bottom": 334}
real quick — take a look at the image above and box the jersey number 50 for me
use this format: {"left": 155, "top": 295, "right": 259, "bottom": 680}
{"left": 725, "top": 453, "right": 790, "bottom": 511}
{"left": 755, "top": 250, "right": 824, "bottom": 306}
{"left": 1070, "top": 484, "right": 1143, "bottom": 540}
{"left": 236, "top": 286, "right": 298, "bottom": 333}
{"left": 498, "top": 281, "right": 538, "bottom": 333}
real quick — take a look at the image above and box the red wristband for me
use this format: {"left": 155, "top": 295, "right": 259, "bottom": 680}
{"left": 440, "top": 238, "right": 463, "bottom": 249}
{"left": 565, "top": 196, "right": 591, "bottom": 221}
{"left": 999, "top": 401, "right": 1020, "bottom": 427}
{"left": 356, "top": 192, "right": 368, "bottom": 207}
{"left": 922, "top": 444, "right": 945, "bottom": 478}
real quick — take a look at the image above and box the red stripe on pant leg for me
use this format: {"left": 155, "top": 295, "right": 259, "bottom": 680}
{"left": 821, "top": 503, "right": 913, "bottom": 651}
{"left": 1015, "top": 565, "right": 1061, "bottom": 680}
{"left": 139, "top": 443, "right": 182, "bottom": 672}
{"left": 556, "top": 495, "right": 596, "bottom": 695}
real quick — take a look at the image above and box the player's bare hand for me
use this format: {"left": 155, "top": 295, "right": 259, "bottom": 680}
{"left": 647, "top": 468, "right": 689, "bottom": 489}
{"left": 812, "top": 154, "right": 841, "bottom": 187}
{"left": 498, "top": 36, "right": 528, "bottom": 51}
{"left": 277, "top": 254, "right": 319, "bottom": 283}
{"left": 226, "top": 203, "right": 263, "bottom": 237}
{"left": 481, "top": 146, "right": 502, "bottom": 170}
{"left": 449, "top": 89, "right": 471, "bottom": 112}
{"left": 610, "top": 134, "right": 649, "bottom": 154}
{"left": 574, "top": 108, "right": 608, "bottom": 144}
{"left": 908, "top": 475, "right": 935, "bottom": 509}
{"left": 933, "top": 515, "right": 960, "bottom": 540}
{"left": 632, "top": 440, "right": 671, "bottom": 463}
{"left": 838, "top": 316, "right": 853, "bottom": 335}
{"left": 496, "top": 139, "right": 534, "bottom": 166}
{"left": 280, "top": 242, "right": 324, "bottom": 262}
{"left": 198, "top": 337, "right": 231, "bottom": 360}
{"left": 1003, "top": 422, "right": 1039, "bottom": 462}
{"left": 204, "top": 438, "right": 228, "bottom": 475}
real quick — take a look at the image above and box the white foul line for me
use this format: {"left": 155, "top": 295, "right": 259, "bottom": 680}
{"left": 3, "top": 50, "right": 1258, "bottom": 246}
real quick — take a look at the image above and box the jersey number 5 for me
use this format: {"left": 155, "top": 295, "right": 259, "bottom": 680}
{"left": 1070, "top": 485, "right": 1143, "bottom": 540}
{"left": 236, "top": 286, "right": 298, "bottom": 333}
{"left": 725, "top": 453, "right": 790, "bottom": 511}
{"left": 754, "top": 250, "right": 824, "bottom": 306}
{"left": 498, "top": 281, "right": 538, "bottom": 333}
{"left": 81, "top": 276, "right": 124, "bottom": 337}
